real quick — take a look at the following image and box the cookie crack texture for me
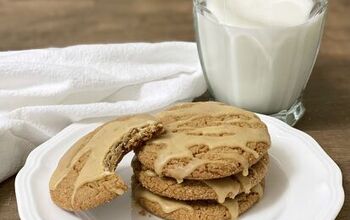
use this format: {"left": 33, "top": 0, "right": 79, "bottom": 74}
{"left": 104, "top": 124, "right": 163, "bottom": 171}
{"left": 176, "top": 114, "right": 252, "bottom": 128}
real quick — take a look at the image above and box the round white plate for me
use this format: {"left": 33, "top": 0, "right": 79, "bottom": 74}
{"left": 15, "top": 115, "right": 344, "bottom": 220}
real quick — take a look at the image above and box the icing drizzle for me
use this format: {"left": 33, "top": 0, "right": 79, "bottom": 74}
{"left": 135, "top": 185, "right": 193, "bottom": 213}
{"left": 151, "top": 102, "right": 270, "bottom": 182}
{"left": 203, "top": 177, "right": 241, "bottom": 203}
{"left": 222, "top": 199, "right": 239, "bottom": 220}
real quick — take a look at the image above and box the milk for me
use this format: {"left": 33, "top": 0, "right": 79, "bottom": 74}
{"left": 195, "top": 0, "right": 327, "bottom": 114}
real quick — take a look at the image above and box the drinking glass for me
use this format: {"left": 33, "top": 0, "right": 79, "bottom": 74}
{"left": 193, "top": 0, "right": 328, "bottom": 126}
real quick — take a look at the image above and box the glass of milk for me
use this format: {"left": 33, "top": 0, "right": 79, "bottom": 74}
{"left": 193, "top": 0, "right": 328, "bottom": 125}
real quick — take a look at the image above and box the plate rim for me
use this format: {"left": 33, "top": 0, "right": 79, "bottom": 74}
{"left": 15, "top": 115, "right": 344, "bottom": 220}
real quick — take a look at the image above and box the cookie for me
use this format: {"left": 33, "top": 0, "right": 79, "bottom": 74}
{"left": 136, "top": 102, "right": 270, "bottom": 182}
{"left": 133, "top": 181, "right": 264, "bottom": 220}
{"left": 49, "top": 114, "right": 163, "bottom": 211}
{"left": 133, "top": 154, "right": 268, "bottom": 203}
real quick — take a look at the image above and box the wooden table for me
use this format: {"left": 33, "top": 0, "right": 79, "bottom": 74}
{"left": 0, "top": 0, "right": 348, "bottom": 219}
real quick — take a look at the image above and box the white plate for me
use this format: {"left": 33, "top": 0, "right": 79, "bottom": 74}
{"left": 15, "top": 115, "right": 344, "bottom": 220}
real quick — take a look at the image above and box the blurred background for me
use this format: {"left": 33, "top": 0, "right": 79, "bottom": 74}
{"left": 0, "top": 0, "right": 194, "bottom": 50}
{"left": 0, "top": 0, "right": 348, "bottom": 53}
{"left": 0, "top": 0, "right": 349, "bottom": 219}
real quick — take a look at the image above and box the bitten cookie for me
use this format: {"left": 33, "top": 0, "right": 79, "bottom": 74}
{"left": 133, "top": 154, "right": 268, "bottom": 203}
{"left": 136, "top": 102, "right": 271, "bottom": 182}
{"left": 49, "top": 114, "right": 163, "bottom": 211}
{"left": 133, "top": 181, "right": 264, "bottom": 220}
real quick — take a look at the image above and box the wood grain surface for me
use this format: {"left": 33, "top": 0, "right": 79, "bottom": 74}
{"left": 0, "top": 0, "right": 349, "bottom": 219}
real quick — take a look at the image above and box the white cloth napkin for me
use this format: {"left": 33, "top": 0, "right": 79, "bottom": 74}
{"left": 0, "top": 42, "right": 206, "bottom": 182}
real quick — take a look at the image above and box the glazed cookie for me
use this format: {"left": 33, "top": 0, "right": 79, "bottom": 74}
{"left": 133, "top": 181, "right": 264, "bottom": 220}
{"left": 136, "top": 102, "right": 271, "bottom": 182}
{"left": 133, "top": 154, "right": 268, "bottom": 203}
{"left": 49, "top": 114, "right": 163, "bottom": 211}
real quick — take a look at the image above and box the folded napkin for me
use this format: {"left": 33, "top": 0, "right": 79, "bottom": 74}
{"left": 0, "top": 42, "right": 206, "bottom": 182}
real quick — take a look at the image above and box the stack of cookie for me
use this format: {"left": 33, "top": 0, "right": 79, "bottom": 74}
{"left": 132, "top": 102, "right": 271, "bottom": 220}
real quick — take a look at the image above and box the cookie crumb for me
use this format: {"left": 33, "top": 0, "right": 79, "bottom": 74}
{"left": 139, "top": 209, "right": 147, "bottom": 216}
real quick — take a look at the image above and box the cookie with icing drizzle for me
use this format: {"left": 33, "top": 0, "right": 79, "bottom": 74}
{"left": 49, "top": 114, "right": 163, "bottom": 211}
{"left": 135, "top": 102, "right": 271, "bottom": 182}
{"left": 133, "top": 154, "right": 268, "bottom": 203}
{"left": 133, "top": 180, "right": 264, "bottom": 220}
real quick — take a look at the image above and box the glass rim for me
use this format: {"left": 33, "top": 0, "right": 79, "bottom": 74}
{"left": 193, "top": 0, "right": 328, "bottom": 30}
